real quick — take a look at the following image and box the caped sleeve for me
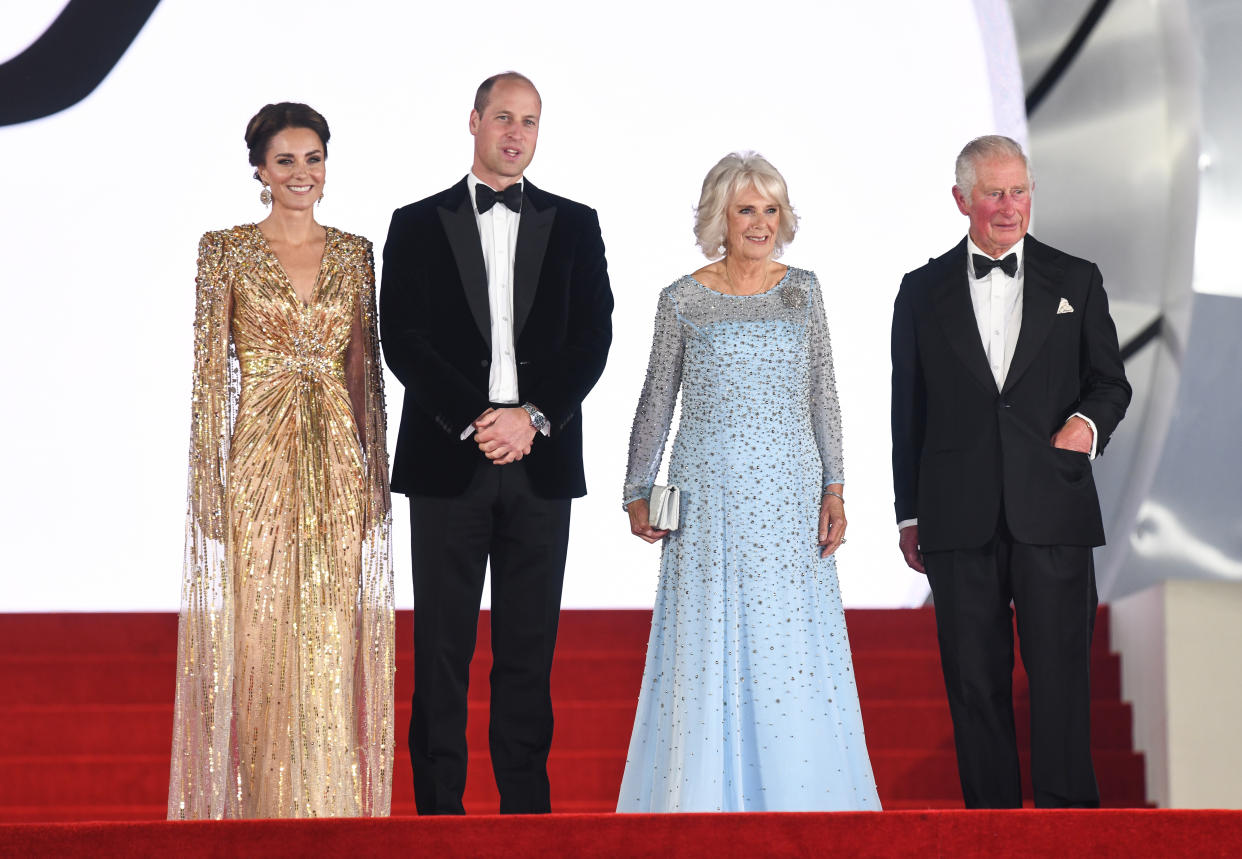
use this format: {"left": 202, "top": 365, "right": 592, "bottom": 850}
{"left": 351, "top": 236, "right": 396, "bottom": 813}
{"left": 169, "top": 229, "right": 237, "bottom": 819}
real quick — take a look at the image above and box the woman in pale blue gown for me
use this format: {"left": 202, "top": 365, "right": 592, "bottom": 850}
{"left": 618, "top": 152, "right": 881, "bottom": 812}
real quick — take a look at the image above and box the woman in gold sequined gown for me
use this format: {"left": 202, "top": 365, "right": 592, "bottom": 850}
{"left": 168, "top": 103, "right": 395, "bottom": 819}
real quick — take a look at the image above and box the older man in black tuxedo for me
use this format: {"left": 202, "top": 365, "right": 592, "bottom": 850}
{"left": 380, "top": 72, "right": 613, "bottom": 814}
{"left": 891, "top": 135, "right": 1131, "bottom": 808}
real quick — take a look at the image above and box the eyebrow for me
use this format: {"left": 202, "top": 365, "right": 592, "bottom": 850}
{"left": 273, "top": 149, "right": 323, "bottom": 158}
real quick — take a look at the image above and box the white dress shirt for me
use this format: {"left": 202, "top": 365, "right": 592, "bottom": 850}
{"left": 460, "top": 172, "right": 548, "bottom": 440}
{"left": 467, "top": 171, "right": 522, "bottom": 404}
{"left": 897, "top": 236, "right": 1096, "bottom": 533}
{"left": 967, "top": 235, "right": 1025, "bottom": 390}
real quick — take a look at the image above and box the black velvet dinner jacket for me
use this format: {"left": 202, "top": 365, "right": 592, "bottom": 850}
{"left": 379, "top": 178, "right": 613, "bottom": 499}
{"left": 891, "top": 235, "right": 1131, "bottom": 552}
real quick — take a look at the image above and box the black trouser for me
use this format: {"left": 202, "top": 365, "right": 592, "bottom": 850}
{"left": 923, "top": 518, "right": 1100, "bottom": 809}
{"left": 407, "top": 458, "right": 571, "bottom": 814}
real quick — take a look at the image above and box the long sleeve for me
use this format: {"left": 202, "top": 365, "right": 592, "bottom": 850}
{"left": 890, "top": 275, "right": 926, "bottom": 524}
{"left": 519, "top": 208, "right": 614, "bottom": 431}
{"left": 807, "top": 276, "right": 844, "bottom": 488}
{"left": 352, "top": 240, "right": 396, "bottom": 815}
{"left": 379, "top": 208, "right": 492, "bottom": 435}
{"left": 345, "top": 267, "right": 370, "bottom": 448}
{"left": 170, "top": 231, "right": 238, "bottom": 819}
{"left": 622, "top": 287, "right": 684, "bottom": 506}
{"left": 1074, "top": 263, "right": 1131, "bottom": 453}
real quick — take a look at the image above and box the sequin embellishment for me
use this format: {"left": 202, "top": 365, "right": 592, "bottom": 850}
{"left": 169, "top": 224, "right": 395, "bottom": 819}
{"left": 618, "top": 267, "right": 880, "bottom": 812}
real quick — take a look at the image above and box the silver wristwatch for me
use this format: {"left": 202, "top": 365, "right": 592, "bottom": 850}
{"left": 521, "top": 402, "right": 547, "bottom": 432}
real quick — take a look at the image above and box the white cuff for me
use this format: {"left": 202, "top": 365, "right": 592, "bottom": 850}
{"left": 1071, "top": 412, "right": 1099, "bottom": 459}
{"left": 460, "top": 407, "right": 551, "bottom": 441}
{"left": 897, "top": 518, "right": 918, "bottom": 533}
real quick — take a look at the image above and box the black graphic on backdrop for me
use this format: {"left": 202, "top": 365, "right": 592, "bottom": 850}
{"left": 0, "top": 0, "right": 161, "bottom": 126}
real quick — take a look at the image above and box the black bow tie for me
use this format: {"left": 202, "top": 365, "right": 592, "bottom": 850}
{"left": 972, "top": 253, "right": 1018, "bottom": 279}
{"left": 475, "top": 182, "right": 523, "bottom": 214}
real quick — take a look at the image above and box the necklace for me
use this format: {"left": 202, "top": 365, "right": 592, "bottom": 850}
{"left": 722, "top": 262, "right": 767, "bottom": 296}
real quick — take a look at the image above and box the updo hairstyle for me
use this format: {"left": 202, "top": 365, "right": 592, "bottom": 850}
{"left": 244, "top": 102, "right": 331, "bottom": 183}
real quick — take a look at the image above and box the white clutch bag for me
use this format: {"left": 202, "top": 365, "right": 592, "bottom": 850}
{"left": 648, "top": 484, "right": 680, "bottom": 531}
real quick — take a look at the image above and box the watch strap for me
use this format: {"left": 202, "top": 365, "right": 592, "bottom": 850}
{"left": 521, "top": 402, "right": 547, "bottom": 430}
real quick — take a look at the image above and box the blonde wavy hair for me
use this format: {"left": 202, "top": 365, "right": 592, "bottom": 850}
{"left": 693, "top": 151, "right": 798, "bottom": 259}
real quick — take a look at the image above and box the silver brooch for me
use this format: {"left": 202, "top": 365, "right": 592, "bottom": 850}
{"left": 780, "top": 284, "right": 806, "bottom": 308}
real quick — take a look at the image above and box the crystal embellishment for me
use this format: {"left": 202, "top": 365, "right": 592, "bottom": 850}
{"left": 780, "top": 284, "right": 806, "bottom": 308}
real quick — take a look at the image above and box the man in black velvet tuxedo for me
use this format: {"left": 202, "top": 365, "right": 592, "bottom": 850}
{"left": 380, "top": 72, "right": 613, "bottom": 814}
{"left": 890, "top": 135, "right": 1131, "bottom": 808}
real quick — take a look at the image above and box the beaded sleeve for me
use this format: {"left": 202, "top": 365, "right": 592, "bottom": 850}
{"left": 622, "top": 286, "right": 685, "bottom": 507}
{"left": 167, "top": 231, "right": 395, "bottom": 818}
{"left": 807, "top": 274, "right": 845, "bottom": 489}
{"left": 168, "top": 231, "right": 238, "bottom": 818}
{"left": 352, "top": 241, "right": 396, "bottom": 814}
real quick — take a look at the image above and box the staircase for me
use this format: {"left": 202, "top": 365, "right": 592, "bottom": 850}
{"left": 0, "top": 608, "right": 1146, "bottom": 820}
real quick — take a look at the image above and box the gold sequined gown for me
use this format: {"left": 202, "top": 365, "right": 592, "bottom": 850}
{"left": 169, "top": 224, "right": 395, "bottom": 819}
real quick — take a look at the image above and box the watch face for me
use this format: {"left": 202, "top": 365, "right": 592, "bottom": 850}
{"left": 523, "top": 404, "right": 546, "bottom": 430}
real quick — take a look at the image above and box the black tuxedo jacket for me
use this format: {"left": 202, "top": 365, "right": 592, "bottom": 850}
{"left": 891, "top": 235, "right": 1131, "bottom": 552}
{"left": 380, "top": 178, "right": 613, "bottom": 499}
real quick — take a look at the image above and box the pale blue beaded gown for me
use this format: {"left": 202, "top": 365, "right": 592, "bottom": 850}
{"left": 618, "top": 267, "right": 881, "bottom": 812}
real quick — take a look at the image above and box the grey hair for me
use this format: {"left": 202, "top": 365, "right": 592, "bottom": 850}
{"left": 954, "top": 135, "right": 1033, "bottom": 199}
{"left": 694, "top": 152, "right": 798, "bottom": 260}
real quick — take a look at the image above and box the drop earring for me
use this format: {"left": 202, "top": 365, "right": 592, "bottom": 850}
{"left": 260, "top": 184, "right": 273, "bottom": 206}
{"left": 316, "top": 190, "right": 324, "bottom": 207}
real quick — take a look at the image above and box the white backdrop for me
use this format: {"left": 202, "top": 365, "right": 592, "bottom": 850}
{"left": 0, "top": 0, "right": 1022, "bottom": 611}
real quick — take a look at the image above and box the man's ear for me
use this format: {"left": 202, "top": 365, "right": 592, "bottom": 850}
{"left": 951, "top": 185, "right": 970, "bottom": 217}
{"left": 469, "top": 110, "right": 480, "bottom": 135}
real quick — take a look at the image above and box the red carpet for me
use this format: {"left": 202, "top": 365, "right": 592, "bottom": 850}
{"left": 0, "top": 607, "right": 1145, "bottom": 821}
{"left": 10, "top": 608, "right": 1240, "bottom": 856}
{"left": 3, "top": 811, "right": 1242, "bottom": 858}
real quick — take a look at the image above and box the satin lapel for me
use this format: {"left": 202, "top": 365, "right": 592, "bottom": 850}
{"left": 1003, "top": 238, "right": 1060, "bottom": 394}
{"left": 437, "top": 182, "right": 491, "bottom": 346}
{"left": 513, "top": 181, "right": 555, "bottom": 337}
{"left": 932, "top": 240, "right": 998, "bottom": 394}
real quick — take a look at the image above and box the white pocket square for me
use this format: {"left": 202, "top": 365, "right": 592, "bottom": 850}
{"left": 1057, "top": 298, "right": 1074, "bottom": 314}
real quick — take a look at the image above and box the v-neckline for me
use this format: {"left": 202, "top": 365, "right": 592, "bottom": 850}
{"left": 252, "top": 223, "right": 331, "bottom": 308}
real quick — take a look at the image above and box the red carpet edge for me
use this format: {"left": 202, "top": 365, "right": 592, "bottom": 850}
{"left": 1, "top": 810, "right": 1240, "bottom": 858}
